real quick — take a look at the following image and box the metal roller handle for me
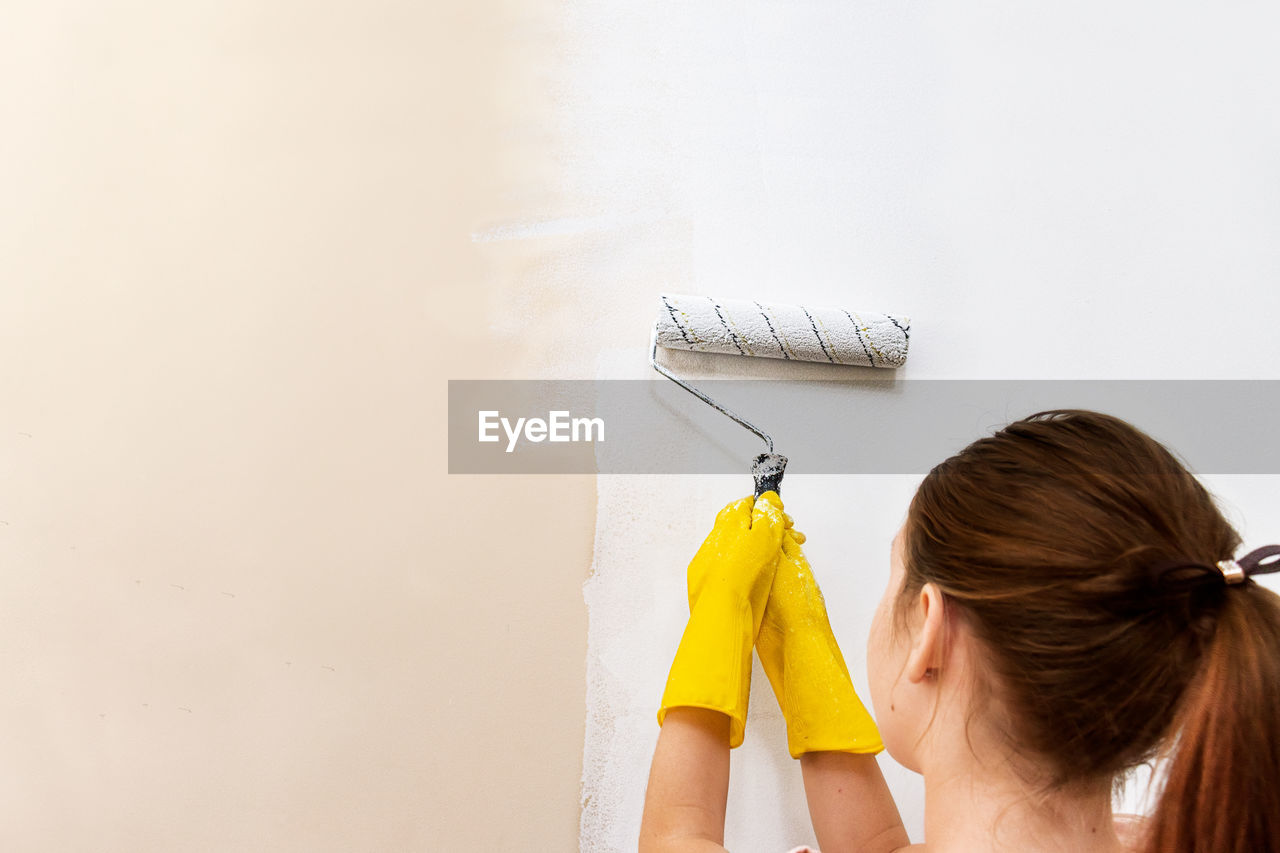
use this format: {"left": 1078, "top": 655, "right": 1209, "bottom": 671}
{"left": 650, "top": 327, "right": 788, "bottom": 496}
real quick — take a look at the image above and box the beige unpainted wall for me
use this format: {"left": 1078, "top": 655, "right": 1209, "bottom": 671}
{"left": 0, "top": 2, "right": 589, "bottom": 850}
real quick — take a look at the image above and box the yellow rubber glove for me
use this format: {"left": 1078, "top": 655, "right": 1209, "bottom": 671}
{"left": 757, "top": 522, "right": 884, "bottom": 758}
{"left": 658, "top": 491, "right": 787, "bottom": 748}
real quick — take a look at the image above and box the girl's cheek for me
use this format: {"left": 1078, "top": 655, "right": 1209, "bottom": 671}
{"left": 866, "top": 609, "right": 892, "bottom": 719}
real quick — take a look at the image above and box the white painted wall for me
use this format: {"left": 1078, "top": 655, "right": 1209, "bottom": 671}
{"left": 551, "top": 2, "right": 1280, "bottom": 850}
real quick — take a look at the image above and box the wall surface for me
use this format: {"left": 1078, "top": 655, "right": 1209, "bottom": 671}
{"left": 4, "top": 2, "right": 1280, "bottom": 852}
{"left": 0, "top": 2, "right": 593, "bottom": 851}
{"left": 555, "top": 2, "right": 1280, "bottom": 851}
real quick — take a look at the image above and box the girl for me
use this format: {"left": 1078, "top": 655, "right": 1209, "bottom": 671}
{"left": 639, "top": 409, "right": 1280, "bottom": 852}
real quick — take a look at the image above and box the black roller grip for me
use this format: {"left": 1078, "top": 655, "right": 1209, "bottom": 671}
{"left": 752, "top": 453, "right": 788, "bottom": 499}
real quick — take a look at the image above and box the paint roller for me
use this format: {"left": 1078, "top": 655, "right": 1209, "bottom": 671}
{"left": 650, "top": 293, "right": 911, "bottom": 497}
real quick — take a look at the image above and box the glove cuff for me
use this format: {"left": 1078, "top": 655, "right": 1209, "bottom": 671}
{"left": 759, "top": 623, "right": 884, "bottom": 758}
{"left": 658, "top": 594, "right": 755, "bottom": 748}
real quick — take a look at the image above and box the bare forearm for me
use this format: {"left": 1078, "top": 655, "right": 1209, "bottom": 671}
{"left": 799, "top": 751, "right": 910, "bottom": 853}
{"left": 639, "top": 707, "right": 732, "bottom": 853}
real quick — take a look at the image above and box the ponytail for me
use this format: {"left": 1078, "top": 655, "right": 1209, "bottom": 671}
{"left": 1144, "top": 582, "right": 1280, "bottom": 853}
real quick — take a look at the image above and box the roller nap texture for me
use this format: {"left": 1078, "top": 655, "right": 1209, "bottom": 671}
{"left": 656, "top": 293, "right": 909, "bottom": 368}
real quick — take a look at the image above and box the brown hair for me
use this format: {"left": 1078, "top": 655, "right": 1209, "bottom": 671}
{"left": 899, "top": 408, "right": 1280, "bottom": 853}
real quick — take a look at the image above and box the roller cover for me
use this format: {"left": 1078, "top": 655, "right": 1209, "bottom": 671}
{"left": 656, "top": 293, "right": 910, "bottom": 368}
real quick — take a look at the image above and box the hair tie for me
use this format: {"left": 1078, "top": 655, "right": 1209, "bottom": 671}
{"left": 1218, "top": 544, "right": 1280, "bottom": 586}
{"left": 1147, "top": 545, "right": 1280, "bottom": 591}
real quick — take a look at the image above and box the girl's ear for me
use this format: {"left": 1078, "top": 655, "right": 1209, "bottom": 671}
{"left": 905, "top": 582, "right": 945, "bottom": 684}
